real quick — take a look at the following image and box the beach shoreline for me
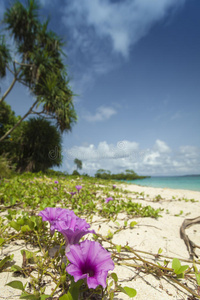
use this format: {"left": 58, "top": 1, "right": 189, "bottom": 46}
{"left": 118, "top": 182, "right": 200, "bottom": 202}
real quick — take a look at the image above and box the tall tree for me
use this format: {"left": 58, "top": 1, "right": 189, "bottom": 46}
{"left": 0, "top": 0, "right": 77, "bottom": 142}
{"left": 0, "top": 101, "right": 20, "bottom": 154}
{"left": 12, "top": 117, "right": 62, "bottom": 172}
{"left": 74, "top": 158, "right": 82, "bottom": 171}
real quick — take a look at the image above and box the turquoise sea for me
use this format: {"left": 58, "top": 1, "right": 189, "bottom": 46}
{"left": 126, "top": 175, "right": 200, "bottom": 192}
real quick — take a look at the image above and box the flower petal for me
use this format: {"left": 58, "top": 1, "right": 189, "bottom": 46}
{"left": 66, "top": 244, "right": 85, "bottom": 268}
{"left": 66, "top": 264, "right": 86, "bottom": 282}
{"left": 66, "top": 241, "right": 114, "bottom": 289}
{"left": 86, "top": 275, "right": 100, "bottom": 289}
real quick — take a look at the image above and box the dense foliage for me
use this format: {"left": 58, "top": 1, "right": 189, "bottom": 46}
{"left": 12, "top": 118, "right": 62, "bottom": 172}
{"left": 95, "top": 169, "right": 149, "bottom": 180}
{"left": 0, "top": 102, "right": 62, "bottom": 173}
{"left": 0, "top": 101, "right": 20, "bottom": 154}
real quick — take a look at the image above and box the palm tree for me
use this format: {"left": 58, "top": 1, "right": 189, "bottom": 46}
{"left": 0, "top": 0, "right": 77, "bottom": 142}
{"left": 74, "top": 158, "right": 82, "bottom": 171}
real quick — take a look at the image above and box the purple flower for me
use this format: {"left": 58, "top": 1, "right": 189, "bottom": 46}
{"left": 53, "top": 217, "right": 95, "bottom": 253}
{"left": 113, "top": 185, "right": 116, "bottom": 189}
{"left": 54, "top": 187, "right": 58, "bottom": 191}
{"left": 75, "top": 185, "right": 82, "bottom": 192}
{"left": 54, "top": 180, "right": 59, "bottom": 184}
{"left": 70, "top": 192, "right": 76, "bottom": 196}
{"left": 38, "top": 207, "right": 75, "bottom": 234}
{"left": 105, "top": 197, "right": 113, "bottom": 203}
{"left": 66, "top": 240, "right": 114, "bottom": 289}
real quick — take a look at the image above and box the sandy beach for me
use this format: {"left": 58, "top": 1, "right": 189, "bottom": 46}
{"left": 1, "top": 183, "right": 200, "bottom": 300}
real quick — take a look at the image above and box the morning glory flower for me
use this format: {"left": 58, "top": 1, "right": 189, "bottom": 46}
{"left": 54, "top": 180, "right": 59, "bottom": 184}
{"left": 113, "top": 185, "right": 116, "bottom": 189}
{"left": 66, "top": 240, "right": 115, "bottom": 289}
{"left": 70, "top": 192, "right": 76, "bottom": 196}
{"left": 53, "top": 217, "right": 95, "bottom": 253}
{"left": 75, "top": 185, "right": 82, "bottom": 192}
{"left": 38, "top": 207, "right": 75, "bottom": 234}
{"left": 105, "top": 197, "right": 113, "bottom": 203}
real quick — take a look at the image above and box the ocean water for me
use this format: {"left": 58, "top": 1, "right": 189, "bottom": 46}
{"left": 126, "top": 175, "right": 200, "bottom": 192}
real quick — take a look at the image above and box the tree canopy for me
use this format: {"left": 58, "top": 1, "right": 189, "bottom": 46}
{"left": 0, "top": 101, "right": 62, "bottom": 172}
{"left": 74, "top": 158, "right": 82, "bottom": 171}
{"left": 95, "top": 169, "right": 148, "bottom": 180}
{"left": 0, "top": 0, "right": 77, "bottom": 142}
{"left": 11, "top": 117, "right": 62, "bottom": 172}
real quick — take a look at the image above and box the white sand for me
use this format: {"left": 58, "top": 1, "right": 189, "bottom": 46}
{"left": 1, "top": 183, "right": 200, "bottom": 299}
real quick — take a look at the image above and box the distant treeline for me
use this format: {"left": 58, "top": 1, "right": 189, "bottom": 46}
{"left": 94, "top": 169, "right": 150, "bottom": 180}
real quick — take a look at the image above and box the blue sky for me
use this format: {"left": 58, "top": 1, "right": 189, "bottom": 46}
{"left": 1, "top": 0, "right": 200, "bottom": 176}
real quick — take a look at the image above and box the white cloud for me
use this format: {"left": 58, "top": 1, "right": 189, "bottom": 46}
{"left": 60, "top": 0, "right": 186, "bottom": 93}
{"left": 154, "top": 139, "right": 171, "bottom": 153}
{"left": 63, "top": 0, "right": 185, "bottom": 58}
{"left": 82, "top": 106, "right": 117, "bottom": 122}
{"left": 63, "top": 139, "right": 200, "bottom": 176}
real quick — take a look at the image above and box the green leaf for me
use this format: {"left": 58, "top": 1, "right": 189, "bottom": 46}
{"left": 172, "top": 258, "right": 188, "bottom": 276}
{"left": 26, "top": 219, "right": 35, "bottom": 230}
{"left": 10, "top": 220, "right": 21, "bottom": 231}
{"left": 158, "top": 248, "right": 163, "bottom": 254}
{"left": 21, "top": 225, "right": 31, "bottom": 232}
{"left": 109, "top": 291, "right": 114, "bottom": 300}
{"left": 172, "top": 258, "right": 181, "bottom": 273}
{"left": 40, "top": 296, "right": 51, "bottom": 300}
{"left": 59, "top": 293, "right": 73, "bottom": 300}
{"left": 195, "top": 272, "right": 200, "bottom": 286}
{"left": 123, "top": 286, "right": 137, "bottom": 297}
{"left": 111, "top": 272, "right": 118, "bottom": 282}
{"left": 17, "top": 218, "right": 25, "bottom": 226}
{"left": 116, "top": 244, "right": 121, "bottom": 253}
{"left": 0, "top": 255, "right": 14, "bottom": 270}
{"left": 68, "top": 279, "right": 83, "bottom": 300}
{"left": 130, "top": 221, "right": 137, "bottom": 228}
{"left": 11, "top": 264, "right": 22, "bottom": 272}
{"left": 0, "top": 238, "right": 5, "bottom": 246}
{"left": 20, "top": 294, "right": 39, "bottom": 300}
{"left": 6, "top": 280, "right": 24, "bottom": 291}
{"left": 176, "top": 265, "right": 189, "bottom": 275}
{"left": 107, "top": 280, "right": 113, "bottom": 292}
{"left": 10, "top": 197, "right": 16, "bottom": 206}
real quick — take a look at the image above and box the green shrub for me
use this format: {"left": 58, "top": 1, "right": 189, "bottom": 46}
{"left": 0, "top": 155, "right": 15, "bottom": 178}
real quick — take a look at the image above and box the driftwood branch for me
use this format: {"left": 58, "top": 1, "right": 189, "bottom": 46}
{"left": 180, "top": 216, "right": 200, "bottom": 258}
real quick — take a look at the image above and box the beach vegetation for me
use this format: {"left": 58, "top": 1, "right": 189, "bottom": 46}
{"left": 153, "top": 194, "right": 163, "bottom": 202}
{"left": 95, "top": 169, "right": 149, "bottom": 180}
{"left": 174, "top": 210, "right": 184, "bottom": 217}
{"left": 0, "top": 154, "right": 15, "bottom": 178}
{"left": 172, "top": 258, "right": 189, "bottom": 278}
{"left": 179, "top": 197, "right": 197, "bottom": 203}
{"left": 72, "top": 170, "right": 81, "bottom": 176}
{"left": 0, "top": 172, "right": 199, "bottom": 299}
